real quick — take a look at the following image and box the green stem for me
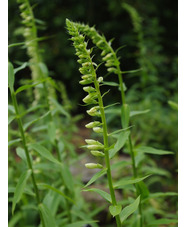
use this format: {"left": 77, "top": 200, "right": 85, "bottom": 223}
{"left": 11, "top": 91, "right": 45, "bottom": 227}
{"left": 94, "top": 79, "right": 121, "bottom": 227}
{"left": 115, "top": 59, "right": 143, "bottom": 227}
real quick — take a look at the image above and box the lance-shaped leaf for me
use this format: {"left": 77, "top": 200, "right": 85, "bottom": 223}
{"left": 120, "top": 195, "right": 140, "bottom": 223}
{"left": 84, "top": 168, "right": 107, "bottom": 188}
{"left": 83, "top": 188, "right": 111, "bottom": 203}
{"left": 147, "top": 218, "right": 178, "bottom": 226}
{"left": 135, "top": 146, "right": 173, "bottom": 155}
{"left": 37, "top": 183, "right": 75, "bottom": 204}
{"left": 29, "top": 144, "right": 61, "bottom": 165}
{"left": 130, "top": 109, "right": 150, "bottom": 117}
{"left": 64, "top": 220, "right": 98, "bottom": 227}
{"left": 12, "top": 169, "right": 32, "bottom": 214}
{"left": 114, "top": 175, "right": 151, "bottom": 189}
{"left": 109, "top": 131, "right": 130, "bottom": 159}
{"left": 38, "top": 203, "right": 57, "bottom": 227}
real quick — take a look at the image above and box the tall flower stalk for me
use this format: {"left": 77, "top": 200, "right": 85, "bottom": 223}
{"left": 66, "top": 19, "right": 122, "bottom": 226}
{"left": 75, "top": 22, "right": 143, "bottom": 226}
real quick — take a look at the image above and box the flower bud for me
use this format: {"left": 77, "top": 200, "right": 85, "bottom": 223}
{"left": 85, "top": 163, "right": 103, "bottom": 169}
{"left": 87, "top": 106, "right": 100, "bottom": 116}
{"left": 85, "top": 121, "right": 101, "bottom": 128}
{"left": 79, "top": 79, "right": 92, "bottom": 85}
{"left": 82, "top": 93, "right": 97, "bottom": 104}
{"left": 90, "top": 150, "right": 105, "bottom": 157}
{"left": 85, "top": 139, "right": 103, "bottom": 146}
{"left": 102, "top": 53, "right": 113, "bottom": 61}
{"left": 97, "top": 77, "right": 103, "bottom": 83}
{"left": 107, "top": 67, "right": 117, "bottom": 74}
{"left": 83, "top": 86, "right": 96, "bottom": 93}
{"left": 86, "top": 144, "right": 104, "bottom": 150}
{"left": 93, "top": 127, "right": 103, "bottom": 133}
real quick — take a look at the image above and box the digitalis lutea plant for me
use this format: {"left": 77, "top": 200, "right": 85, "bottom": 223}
{"left": 66, "top": 19, "right": 123, "bottom": 227}
{"left": 74, "top": 21, "right": 144, "bottom": 225}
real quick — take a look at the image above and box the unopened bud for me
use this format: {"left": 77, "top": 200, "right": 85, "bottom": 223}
{"left": 85, "top": 121, "right": 101, "bottom": 128}
{"left": 85, "top": 163, "right": 103, "bottom": 169}
{"left": 98, "top": 77, "right": 103, "bottom": 83}
{"left": 93, "top": 127, "right": 103, "bottom": 133}
{"left": 90, "top": 150, "right": 105, "bottom": 157}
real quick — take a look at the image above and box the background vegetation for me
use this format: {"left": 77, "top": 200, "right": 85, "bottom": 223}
{"left": 8, "top": 0, "right": 178, "bottom": 226}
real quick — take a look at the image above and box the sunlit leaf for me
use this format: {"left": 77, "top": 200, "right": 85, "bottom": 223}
{"left": 83, "top": 188, "right": 111, "bottom": 203}
{"left": 38, "top": 203, "right": 57, "bottom": 227}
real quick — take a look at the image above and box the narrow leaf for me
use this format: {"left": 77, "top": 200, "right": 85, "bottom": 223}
{"left": 109, "top": 131, "right": 130, "bottom": 159}
{"left": 8, "top": 62, "right": 15, "bottom": 92}
{"left": 120, "top": 195, "right": 140, "bottom": 223}
{"left": 135, "top": 146, "right": 173, "bottom": 155}
{"left": 102, "top": 81, "right": 119, "bottom": 86}
{"left": 64, "top": 220, "right": 98, "bottom": 227}
{"left": 29, "top": 144, "right": 61, "bottom": 165}
{"left": 147, "top": 218, "right": 178, "bottom": 226}
{"left": 12, "top": 169, "right": 32, "bottom": 214}
{"left": 121, "top": 104, "right": 130, "bottom": 128}
{"left": 14, "top": 62, "right": 28, "bottom": 74}
{"left": 37, "top": 183, "right": 75, "bottom": 204}
{"left": 84, "top": 168, "right": 107, "bottom": 188}
{"left": 114, "top": 175, "right": 151, "bottom": 189}
{"left": 130, "top": 109, "right": 150, "bottom": 117}
{"left": 49, "top": 97, "right": 70, "bottom": 118}
{"left": 61, "top": 164, "right": 74, "bottom": 193}
{"left": 38, "top": 203, "right": 57, "bottom": 227}
{"left": 109, "top": 204, "right": 122, "bottom": 217}
{"left": 83, "top": 188, "right": 111, "bottom": 203}
{"left": 23, "top": 111, "right": 50, "bottom": 131}
{"left": 8, "top": 138, "right": 22, "bottom": 147}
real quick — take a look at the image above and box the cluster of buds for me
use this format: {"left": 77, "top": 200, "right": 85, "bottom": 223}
{"left": 75, "top": 23, "right": 120, "bottom": 75}
{"left": 66, "top": 19, "right": 106, "bottom": 169}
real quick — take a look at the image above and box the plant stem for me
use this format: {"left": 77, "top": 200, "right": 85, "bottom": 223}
{"left": 11, "top": 91, "right": 45, "bottom": 227}
{"left": 94, "top": 79, "right": 121, "bottom": 227}
{"left": 115, "top": 60, "right": 143, "bottom": 227}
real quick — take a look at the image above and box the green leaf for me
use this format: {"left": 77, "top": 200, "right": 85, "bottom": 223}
{"left": 47, "top": 121, "right": 56, "bottom": 144}
{"left": 109, "top": 204, "right": 122, "bottom": 217}
{"left": 8, "top": 212, "right": 22, "bottom": 227}
{"left": 109, "top": 131, "right": 130, "bottom": 159}
{"left": 9, "top": 186, "right": 35, "bottom": 197}
{"left": 114, "top": 175, "right": 151, "bottom": 189}
{"left": 8, "top": 115, "right": 16, "bottom": 125}
{"left": 168, "top": 100, "right": 178, "bottom": 111}
{"left": 15, "top": 78, "right": 49, "bottom": 94}
{"left": 64, "top": 220, "right": 98, "bottom": 227}
{"left": 12, "top": 169, "right": 32, "bottom": 214}
{"left": 8, "top": 138, "right": 22, "bottom": 147}
{"left": 130, "top": 109, "right": 150, "bottom": 117}
{"left": 14, "top": 62, "right": 28, "bottom": 74}
{"left": 121, "top": 104, "right": 130, "bottom": 128}
{"left": 8, "top": 62, "right": 15, "bottom": 92}
{"left": 49, "top": 97, "right": 70, "bottom": 118}
{"left": 37, "top": 183, "right": 75, "bottom": 204}
{"left": 23, "top": 111, "right": 51, "bottom": 131}
{"left": 29, "top": 144, "right": 61, "bottom": 165}
{"left": 84, "top": 168, "right": 107, "bottom": 188}
{"left": 102, "top": 81, "right": 119, "bottom": 86}
{"left": 61, "top": 164, "right": 74, "bottom": 193}
{"left": 83, "top": 188, "right": 111, "bottom": 203}
{"left": 120, "top": 195, "right": 140, "bottom": 223}
{"left": 142, "top": 192, "right": 178, "bottom": 203}
{"left": 135, "top": 146, "right": 173, "bottom": 155}
{"left": 147, "top": 218, "right": 178, "bottom": 226}
{"left": 38, "top": 203, "right": 57, "bottom": 227}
